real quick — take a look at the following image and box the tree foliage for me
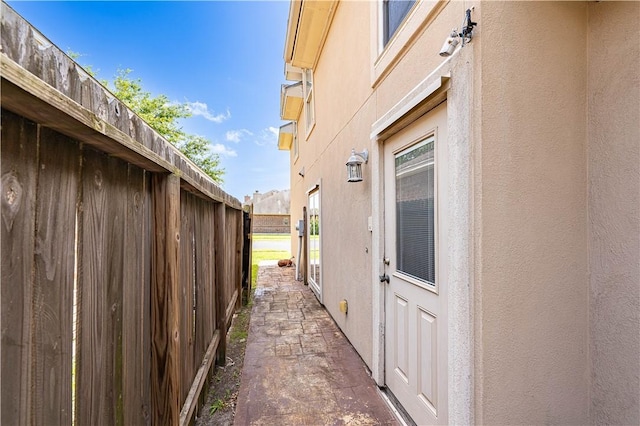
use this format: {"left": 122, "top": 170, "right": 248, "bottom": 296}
{"left": 176, "top": 134, "right": 225, "bottom": 184}
{"left": 67, "top": 52, "right": 225, "bottom": 184}
{"left": 110, "top": 69, "right": 224, "bottom": 184}
{"left": 111, "top": 70, "right": 188, "bottom": 144}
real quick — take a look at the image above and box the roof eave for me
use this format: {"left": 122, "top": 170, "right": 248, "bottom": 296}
{"left": 283, "top": 0, "right": 338, "bottom": 70}
{"left": 278, "top": 122, "right": 295, "bottom": 151}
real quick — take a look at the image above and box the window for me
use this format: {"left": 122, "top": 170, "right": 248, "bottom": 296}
{"left": 395, "top": 137, "right": 435, "bottom": 285}
{"left": 303, "top": 69, "right": 315, "bottom": 135}
{"left": 293, "top": 121, "right": 299, "bottom": 161}
{"left": 383, "top": 0, "right": 416, "bottom": 46}
{"left": 308, "top": 188, "right": 321, "bottom": 293}
{"left": 372, "top": 0, "right": 436, "bottom": 86}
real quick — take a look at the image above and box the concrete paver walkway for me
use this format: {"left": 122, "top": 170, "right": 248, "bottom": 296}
{"left": 235, "top": 266, "right": 399, "bottom": 425}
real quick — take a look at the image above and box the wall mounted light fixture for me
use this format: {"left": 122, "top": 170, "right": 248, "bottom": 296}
{"left": 439, "top": 29, "right": 460, "bottom": 57}
{"left": 346, "top": 148, "right": 369, "bottom": 183}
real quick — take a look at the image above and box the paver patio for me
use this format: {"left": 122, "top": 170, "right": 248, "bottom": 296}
{"left": 234, "top": 265, "right": 400, "bottom": 425}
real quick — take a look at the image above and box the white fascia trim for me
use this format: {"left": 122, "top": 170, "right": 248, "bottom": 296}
{"left": 280, "top": 121, "right": 295, "bottom": 134}
{"left": 285, "top": 63, "right": 304, "bottom": 82}
{"left": 282, "top": 82, "right": 304, "bottom": 99}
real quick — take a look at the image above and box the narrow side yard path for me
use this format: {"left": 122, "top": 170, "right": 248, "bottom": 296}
{"left": 235, "top": 266, "right": 399, "bottom": 425}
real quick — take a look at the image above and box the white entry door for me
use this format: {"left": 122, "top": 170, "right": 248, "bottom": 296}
{"left": 384, "top": 103, "right": 448, "bottom": 425}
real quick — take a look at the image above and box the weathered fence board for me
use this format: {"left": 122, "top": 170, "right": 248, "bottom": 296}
{"left": 235, "top": 209, "right": 243, "bottom": 310}
{"left": 1, "top": 111, "right": 38, "bottom": 425}
{"left": 77, "top": 147, "right": 129, "bottom": 424}
{"left": 122, "top": 165, "right": 152, "bottom": 426}
{"left": 242, "top": 208, "right": 253, "bottom": 303}
{"left": 32, "top": 127, "right": 78, "bottom": 425}
{"left": 179, "top": 191, "right": 196, "bottom": 405}
{"left": 1, "top": 4, "right": 248, "bottom": 425}
{"left": 214, "top": 203, "right": 227, "bottom": 366}
{"left": 195, "top": 197, "right": 214, "bottom": 370}
{"left": 177, "top": 192, "right": 222, "bottom": 410}
{"left": 225, "top": 209, "right": 240, "bottom": 324}
{"left": 151, "top": 173, "right": 181, "bottom": 426}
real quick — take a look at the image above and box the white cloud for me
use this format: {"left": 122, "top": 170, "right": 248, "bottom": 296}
{"left": 210, "top": 143, "right": 237, "bottom": 157}
{"left": 225, "top": 129, "right": 253, "bottom": 143}
{"left": 185, "top": 102, "right": 230, "bottom": 123}
{"left": 254, "top": 127, "right": 279, "bottom": 147}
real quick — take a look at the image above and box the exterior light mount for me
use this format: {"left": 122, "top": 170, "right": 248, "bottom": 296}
{"left": 459, "top": 8, "right": 477, "bottom": 45}
{"left": 346, "top": 148, "right": 369, "bottom": 183}
{"left": 439, "top": 8, "right": 476, "bottom": 57}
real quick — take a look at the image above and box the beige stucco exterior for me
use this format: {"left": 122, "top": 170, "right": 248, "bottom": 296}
{"left": 475, "top": 2, "right": 590, "bottom": 422}
{"left": 280, "top": 1, "right": 639, "bottom": 424}
{"left": 587, "top": 2, "right": 640, "bottom": 424}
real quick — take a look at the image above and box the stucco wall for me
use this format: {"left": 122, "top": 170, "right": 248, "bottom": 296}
{"left": 587, "top": 2, "right": 640, "bottom": 424}
{"left": 374, "top": 1, "right": 464, "bottom": 115}
{"left": 299, "top": 0, "right": 478, "bottom": 372}
{"left": 286, "top": 1, "right": 376, "bottom": 364}
{"left": 475, "top": 2, "right": 589, "bottom": 424}
{"left": 287, "top": 0, "right": 471, "bottom": 369}
{"left": 285, "top": 1, "right": 638, "bottom": 423}
{"left": 306, "top": 0, "right": 375, "bottom": 364}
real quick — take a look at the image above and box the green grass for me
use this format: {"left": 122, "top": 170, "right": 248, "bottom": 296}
{"left": 250, "top": 233, "right": 292, "bottom": 287}
{"left": 251, "top": 264, "right": 259, "bottom": 288}
{"left": 252, "top": 250, "right": 291, "bottom": 262}
{"left": 251, "top": 249, "right": 291, "bottom": 288}
{"left": 252, "top": 233, "right": 291, "bottom": 241}
{"left": 229, "top": 307, "right": 250, "bottom": 342}
{"left": 209, "top": 398, "right": 227, "bottom": 414}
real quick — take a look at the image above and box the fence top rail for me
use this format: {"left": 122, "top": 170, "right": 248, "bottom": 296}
{"left": 0, "top": 3, "right": 241, "bottom": 210}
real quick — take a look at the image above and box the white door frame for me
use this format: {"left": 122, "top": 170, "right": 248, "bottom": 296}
{"left": 306, "top": 180, "right": 323, "bottom": 304}
{"left": 369, "top": 63, "right": 474, "bottom": 425}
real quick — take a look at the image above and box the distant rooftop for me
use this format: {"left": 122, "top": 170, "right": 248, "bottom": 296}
{"left": 244, "top": 189, "right": 290, "bottom": 215}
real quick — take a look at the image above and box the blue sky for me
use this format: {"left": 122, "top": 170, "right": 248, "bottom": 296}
{"left": 7, "top": 0, "right": 291, "bottom": 200}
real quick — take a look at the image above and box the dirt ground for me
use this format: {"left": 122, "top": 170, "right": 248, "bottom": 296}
{"left": 195, "top": 301, "right": 252, "bottom": 426}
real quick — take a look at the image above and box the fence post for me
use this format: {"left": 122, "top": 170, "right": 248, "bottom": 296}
{"left": 150, "top": 173, "right": 181, "bottom": 425}
{"left": 214, "top": 202, "right": 227, "bottom": 366}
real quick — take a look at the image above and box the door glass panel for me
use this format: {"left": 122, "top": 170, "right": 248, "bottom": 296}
{"left": 308, "top": 190, "right": 320, "bottom": 286}
{"left": 395, "top": 138, "right": 435, "bottom": 285}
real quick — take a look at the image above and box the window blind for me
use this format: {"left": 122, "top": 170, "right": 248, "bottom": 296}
{"left": 395, "top": 139, "right": 435, "bottom": 285}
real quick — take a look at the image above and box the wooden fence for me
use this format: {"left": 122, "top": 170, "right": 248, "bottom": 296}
{"left": 1, "top": 4, "right": 246, "bottom": 425}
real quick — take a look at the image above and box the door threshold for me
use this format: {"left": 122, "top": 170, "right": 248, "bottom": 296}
{"left": 377, "top": 387, "right": 416, "bottom": 426}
